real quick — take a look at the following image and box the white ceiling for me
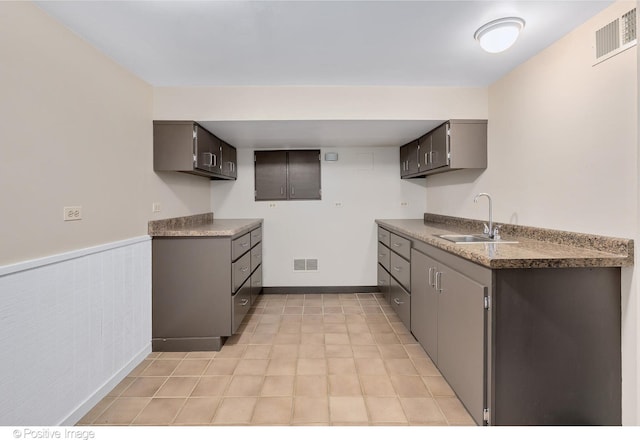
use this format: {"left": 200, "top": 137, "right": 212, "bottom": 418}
{"left": 35, "top": 0, "right": 614, "bottom": 148}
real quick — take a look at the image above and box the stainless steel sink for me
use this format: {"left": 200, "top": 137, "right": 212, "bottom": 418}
{"left": 436, "top": 234, "right": 519, "bottom": 244}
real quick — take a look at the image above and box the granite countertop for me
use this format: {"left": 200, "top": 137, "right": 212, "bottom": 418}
{"left": 149, "top": 213, "right": 262, "bottom": 237}
{"left": 376, "top": 214, "right": 633, "bottom": 269}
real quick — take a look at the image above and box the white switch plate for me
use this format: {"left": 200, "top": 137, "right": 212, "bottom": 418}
{"left": 63, "top": 206, "right": 82, "bottom": 221}
{"left": 152, "top": 202, "right": 161, "bottom": 212}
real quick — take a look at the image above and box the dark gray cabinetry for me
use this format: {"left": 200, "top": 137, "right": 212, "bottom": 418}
{"left": 153, "top": 120, "right": 237, "bottom": 180}
{"left": 407, "top": 237, "right": 621, "bottom": 426}
{"left": 255, "top": 151, "right": 288, "bottom": 200}
{"left": 254, "top": 150, "right": 321, "bottom": 201}
{"left": 152, "top": 224, "right": 262, "bottom": 351}
{"left": 221, "top": 140, "right": 237, "bottom": 179}
{"left": 377, "top": 227, "right": 411, "bottom": 330}
{"left": 399, "top": 139, "right": 420, "bottom": 177}
{"left": 400, "top": 120, "right": 487, "bottom": 179}
{"left": 411, "top": 247, "right": 487, "bottom": 425}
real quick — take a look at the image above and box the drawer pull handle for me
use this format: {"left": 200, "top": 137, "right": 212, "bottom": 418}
{"left": 393, "top": 298, "right": 404, "bottom": 305}
{"left": 428, "top": 267, "right": 435, "bottom": 287}
{"left": 240, "top": 266, "right": 249, "bottom": 272}
{"left": 392, "top": 243, "right": 402, "bottom": 247}
{"left": 379, "top": 253, "right": 386, "bottom": 257}
{"left": 240, "top": 242, "right": 249, "bottom": 248}
{"left": 393, "top": 266, "right": 401, "bottom": 272}
{"left": 240, "top": 299, "right": 249, "bottom": 306}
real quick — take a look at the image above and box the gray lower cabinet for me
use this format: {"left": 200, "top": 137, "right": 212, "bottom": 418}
{"left": 408, "top": 238, "right": 621, "bottom": 426}
{"left": 152, "top": 225, "right": 262, "bottom": 351}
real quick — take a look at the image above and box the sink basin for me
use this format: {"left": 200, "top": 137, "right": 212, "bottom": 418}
{"left": 436, "top": 234, "right": 519, "bottom": 244}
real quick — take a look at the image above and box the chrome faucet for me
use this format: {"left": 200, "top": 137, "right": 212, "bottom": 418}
{"left": 474, "top": 192, "right": 498, "bottom": 239}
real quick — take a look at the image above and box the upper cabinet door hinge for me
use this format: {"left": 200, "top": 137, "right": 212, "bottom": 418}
{"left": 484, "top": 296, "right": 491, "bottom": 310}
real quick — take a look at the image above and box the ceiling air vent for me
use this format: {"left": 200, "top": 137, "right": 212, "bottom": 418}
{"left": 594, "top": 8, "right": 636, "bottom": 65}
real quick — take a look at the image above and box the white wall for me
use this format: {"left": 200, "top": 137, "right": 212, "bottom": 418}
{"left": 0, "top": 2, "right": 212, "bottom": 266}
{"left": 0, "top": 238, "right": 151, "bottom": 425}
{"left": 0, "top": 2, "right": 210, "bottom": 425}
{"left": 213, "top": 147, "right": 426, "bottom": 286}
{"left": 425, "top": 1, "right": 639, "bottom": 424}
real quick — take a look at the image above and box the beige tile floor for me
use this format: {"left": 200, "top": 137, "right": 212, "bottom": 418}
{"left": 77, "top": 293, "right": 475, "bottom": 426}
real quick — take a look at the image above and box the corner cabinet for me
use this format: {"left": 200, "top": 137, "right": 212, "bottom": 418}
{"left": 153, "top": 120, "right": 237, "bottom": 180}
{"left": 377, "top": 225, "right": 622, "bottom": 426}
{"left": 151, "top": 224, "right": 262, "bottom": 351}
{"left": 400, "top": 119, "right": 487, "bottom": 179}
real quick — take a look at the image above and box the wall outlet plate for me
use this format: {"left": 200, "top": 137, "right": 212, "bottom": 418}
{"left": 63, "top": 206, "right": 82, "bottom": 221}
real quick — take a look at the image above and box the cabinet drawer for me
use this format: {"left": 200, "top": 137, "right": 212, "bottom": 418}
{"left": 378, "top": 227, "right": 391, "bottom": 247}
{"left": 378, "top": 243, "right": 391, "bottom": 271}
{"left": 378, "top": 264, "right": 390, "bottom": 304}
{"left": 232, "top": 280, "right": 251, "bottom": 334}
{"left": 250, "top": 227, "right": 262, "bottom": 246}
{"left": 232, "top": 252, "right": 251, "bottom": 292}
{"left": 390, "top": 252, "right": 411, "bottom": 292}
{"left": 232, "top": 233, "right": 251, "bottom": 261}
{"left": 250, "top": 265, "right": 262, "bottom": 305}
{"left": 251, "top": 242, "right": 262, "bottom": 272}
{"left": 389, "top": 278, "right": 410, "bottom": 330}
{"left": 390, "top": 233, "right": 411, "bottom": 260}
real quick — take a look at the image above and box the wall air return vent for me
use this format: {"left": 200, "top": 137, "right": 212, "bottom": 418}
{"left": 293, "top": 258, "right": 319, "bottom": 272}
{"left": 593, "top": 8, "right": 636, "bottom": 65}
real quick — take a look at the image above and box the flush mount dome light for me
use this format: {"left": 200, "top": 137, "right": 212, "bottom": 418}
{"left": 474, "top": 17, "right": 525, "bottom": 53}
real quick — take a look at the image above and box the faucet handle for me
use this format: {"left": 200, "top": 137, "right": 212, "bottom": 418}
{"left": 493, "top": 225, "right": 502, "bottom": 240}
{"left": 483, "top": 223, "right": 490, "bottom": 235}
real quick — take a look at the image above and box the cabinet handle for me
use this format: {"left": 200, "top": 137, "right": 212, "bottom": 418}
{"left": 379, "top": 253, "right": 386, "bottom": 257}
{"left": 203, "top": 152, "right": 214, "bottom": 167}
{"left": 240, "top": 299, "right": 249, "bottom": 306}
{"left": 393, "top": 298, "right": 404, "bottom": 305}
{"left": 393, "top": 266, "right": 401, "bottom": 272}
{"left": 241, "top": 266, "right": 249, "bottom": 272}
{"left": 379, "top": 279, "right": 386, "bottom": 284}
{"left": 291, "top": 186, "right": 295, "bottom": 196}
{"left": 425, "top": 152, "right": 429, "bottom": 165}
{"left": 240, "top": 242, "right": 249, "bottom": 248}
{"left": 392, "top": 242, "right": 402, "bottom": 248}
{"left": 280, "top": 186, "right": 284, "bottom": 196}
{"left": 212, "top": 153, "right": 217, "bottom": 167}
{"left": 436, "top": 271, "right": 443, "bottom": 292}
{"left": 428, "top": 267, "right": 435, "bottom": 286}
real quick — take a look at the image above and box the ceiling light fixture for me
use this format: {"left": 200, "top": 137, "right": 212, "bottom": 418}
{"left": 474, "top": 17, "right": 525, "bottom": 53}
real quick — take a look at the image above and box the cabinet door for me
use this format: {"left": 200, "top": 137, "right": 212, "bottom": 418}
{"left": 437, "top": 263, "right": 487, "bottom": 425}
{"left": 410, "top": 250, "right": 439, "bottom": 363}
{"left": 418, "top": 133, "right": 431, "bottom": 171}
{"left": 400, "top": 140, "right": 419, "bottom": 176}
{"left": 255, "top": 151, "right": 288, "bottom": 200}
{"left": 220, "top": 141, "right": 237, "bottom": 178}
{"left": 195, "top": 125, "right": 220, "bottom": 174}
{"left": 288, "top": 150, "right": 321, "bottom": 200}
{"left": 250, "top": 265, "right": 262, "bottom": 305}
{"left": 429, "top": 123, "right": 449, "bottom": 171}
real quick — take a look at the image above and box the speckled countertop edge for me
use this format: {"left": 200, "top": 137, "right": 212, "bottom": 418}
{"left": 149, "top": 213, "right": 262, "bottom": 237}
{"left": 376, "top": 215, "right": 633, "bottom": 269}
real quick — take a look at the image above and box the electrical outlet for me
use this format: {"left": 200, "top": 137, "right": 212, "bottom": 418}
{"left": 334, "top": 202, "right": 343, "bottom": 208}
{"left": 63, "top": 206, "right": 82, "bottom": 221}
{"left": 400, "top": 202, "right": 408, "bottom": 207}
{"left": 152, "top": 202, "right": 161, "bottom": 212}
{"left": 268, "top": 203, "right": 277, "bottom": 208}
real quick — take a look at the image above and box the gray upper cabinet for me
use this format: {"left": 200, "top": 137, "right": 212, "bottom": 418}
{"left": 153, "top": 120, "right": 237, "bottom": 180}
{"left": 399, "top": 139, "right": 420, "bottom": 177}
{"left": 254, "top": 150, "right": 321, "bottom": 201}
{"left": 255, "top": 151, "right": 288, "bottom": 201}
{"left": 401, "top": 119, "right": 487, "bottom": 179}
{"left": 220, "top": 140, "right": 237, "bottom": 179}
